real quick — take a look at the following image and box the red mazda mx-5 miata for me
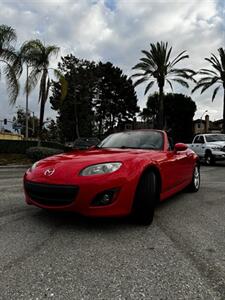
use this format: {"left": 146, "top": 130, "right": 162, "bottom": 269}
{"left": 24, "top": 130, "right": 200, "bottom": 225}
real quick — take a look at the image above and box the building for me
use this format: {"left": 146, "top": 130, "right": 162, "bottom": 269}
{"left": 193, "top": 115, "right": 223, "bottom": 134}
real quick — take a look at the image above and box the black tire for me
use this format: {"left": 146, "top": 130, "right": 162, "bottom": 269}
{"left": 132, "top": 171, "right": 158, "bottom": 225}
{"left": 205, "top": 151, "right": 215, "bottom": 166}
{"left": 187, "top": 165, "right": 200, "bottom": 192}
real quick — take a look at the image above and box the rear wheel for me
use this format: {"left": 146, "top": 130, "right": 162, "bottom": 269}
{"left": 205, "top": 151, "right": 215, "bottom": 166}
{"left": 187, "top": 165, "right": 200, "bottom": 192}
{"left": 132, "top": 171, "right": 158, "bottom": 225}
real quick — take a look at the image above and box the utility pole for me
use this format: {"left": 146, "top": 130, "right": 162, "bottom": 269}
{"left": 25, "top": 64, "right": 29, "bottom": 139}
{"left": 32, "top": 112, "right": 35, "bottom": 135}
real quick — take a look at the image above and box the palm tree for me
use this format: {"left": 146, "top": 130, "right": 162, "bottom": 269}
{"left": 132, "top": 41, "right": 195, "bottom": 129}
{"left": 192, "top": 48, "right": 225, "bottom": 133}
{"left": 20, "top": 39, "right": 66, "bottom": 138}
{"left": 0, "top": 25, "right": 21, "bottom": 104}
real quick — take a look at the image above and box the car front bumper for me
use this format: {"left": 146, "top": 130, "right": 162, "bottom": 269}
{"left": 212, "top": 150, "right": 225, "bottom": 161}
{"left": 23, "top": 171, "right": 138, "bottom": 217}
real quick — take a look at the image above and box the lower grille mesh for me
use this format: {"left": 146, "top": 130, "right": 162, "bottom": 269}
{"left": 24, "top": 181, "right": 78, "bottom": 206}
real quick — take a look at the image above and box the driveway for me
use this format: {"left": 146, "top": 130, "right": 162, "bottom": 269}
{"left": 0, "top": 164, "right": 225, "bottom": 299}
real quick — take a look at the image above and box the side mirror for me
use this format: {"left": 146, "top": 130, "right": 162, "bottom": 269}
{"left": 174, "top": 143, "right": 188, "bottom": 152}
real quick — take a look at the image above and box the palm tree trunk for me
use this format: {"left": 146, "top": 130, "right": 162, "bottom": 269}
{"left": 158, "top": 85, "right": 164, "bottom": 129}
{"left": 38, "top": 70, "right": 47, "bottom": 143}
{"left": 223, "top": 88, "right": 225, "bottom": 133}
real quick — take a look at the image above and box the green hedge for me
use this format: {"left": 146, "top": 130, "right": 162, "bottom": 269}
{"left": 26, "top": 147, "right": 63, "bottom": 161}
{"left": 0, "top": 140, "right": 68, "bottom": 154}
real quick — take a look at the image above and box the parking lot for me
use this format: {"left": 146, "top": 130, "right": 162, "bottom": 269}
{"left": 0, "top": 164, "right": 225, "bottom": 300}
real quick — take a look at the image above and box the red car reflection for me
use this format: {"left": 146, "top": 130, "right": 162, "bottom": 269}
{"left": 24, "top": 130, "right": 200, "bottom": 225}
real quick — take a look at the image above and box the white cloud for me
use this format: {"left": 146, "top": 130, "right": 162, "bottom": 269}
{"left": 0, "top": 0, "right": 224, "bottom": 125}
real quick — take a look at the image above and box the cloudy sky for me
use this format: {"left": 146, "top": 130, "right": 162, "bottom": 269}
{"left": 0, "top": 0, "right": 225, "bottom": 126}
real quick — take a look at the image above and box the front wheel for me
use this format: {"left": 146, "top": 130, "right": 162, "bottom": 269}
{"left": 187, "top": 165, "right": 200, "bottom": 192}
{"left": 132, "top": 171, "right": 158, "bottom": 225}
{"left": 205, "top": 152, "right": 215, "bottom": 166}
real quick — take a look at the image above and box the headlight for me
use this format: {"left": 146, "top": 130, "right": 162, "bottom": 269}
{"left": 30, "top": 161, "right": 39, "bottom": 171}
{"left": 211, "top": 146, "right": 222, "bottom": 151}
{"left": 80, "top": 162, "right": 122, "bottom": 176}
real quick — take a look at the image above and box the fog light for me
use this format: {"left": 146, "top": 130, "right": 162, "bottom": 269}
{"left": 91, "top": 189, "right": 119, "bottom": 206}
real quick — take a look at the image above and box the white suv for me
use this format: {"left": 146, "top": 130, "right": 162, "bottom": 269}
{"left": 189, "top": 134, "right": 225, "bottom": 165}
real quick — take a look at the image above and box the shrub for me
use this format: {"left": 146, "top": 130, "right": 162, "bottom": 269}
{"left": 26, "top": 147, "right": 63, "bottom": 161}
{"left": 0, "top": 140, "right": 68, "bottom": 154}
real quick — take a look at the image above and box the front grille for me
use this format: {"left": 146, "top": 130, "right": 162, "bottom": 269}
{"left": 24, "top": 181, "right": 78, "bottom": 206}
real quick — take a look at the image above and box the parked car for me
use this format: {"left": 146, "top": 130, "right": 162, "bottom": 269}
{"left": 73, "top": 137, "right": 100, "bottom": 149}
{"left": 188, "top": 133, "right": 225, "bottom": 165}
{"left": 24, "top": 130, "right": 200, "bottom": 225}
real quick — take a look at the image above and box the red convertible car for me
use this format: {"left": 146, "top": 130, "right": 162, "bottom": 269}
{"left": 24, "top": 130, "right": 200, "bottom": 225}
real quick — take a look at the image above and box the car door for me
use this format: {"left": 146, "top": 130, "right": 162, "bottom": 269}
{"left": 191, "top": 135, "right": 201, "bottom": 156}
{"left": 197, "top": 135, "right": 206, "bottom": 157}
{"left": 160, "top": 139, "right": 185, "bottom": 192}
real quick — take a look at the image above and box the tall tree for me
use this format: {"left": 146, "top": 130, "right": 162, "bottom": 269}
{"left": 0, "top": 25, "right": 20, "bottom": 104}
{"left": 192, "top": 48, "right": 225, "bottom": 133}
{"left": 95, "top": 62, "right": 139, "bottom": 135}
{"left": 50, "top": 57, "right": 139, "bottom": 141}
{"left": 132, "top": 41, "right": 195, "bottom": 129}
{"left": 20, "top": 39, "right": 65, "bottom": 138}
{"left": 142, "top": 93, "right": 196, "bottom": 142}
{"left": 50, "top": 55, "right": 96, "bottom": 141}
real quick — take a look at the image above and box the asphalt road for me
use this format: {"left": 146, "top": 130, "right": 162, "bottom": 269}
{"left": 0, "top": 164, "right": 225, "bottom": 300}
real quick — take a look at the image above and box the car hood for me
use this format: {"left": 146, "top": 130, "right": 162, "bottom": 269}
{"left": 27, "top": 148, "right": 161, "bottom": 182}
{"left": 207, "top": 141, "right": 225, "bottom": 147}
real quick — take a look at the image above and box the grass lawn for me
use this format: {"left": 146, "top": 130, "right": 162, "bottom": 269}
{"left": 0, "top": 154, "right": 32, "bottom": 166}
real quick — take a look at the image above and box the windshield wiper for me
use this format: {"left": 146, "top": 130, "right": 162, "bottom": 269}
{"left": 119, "top": 146, "right": 138, "bottom": 149}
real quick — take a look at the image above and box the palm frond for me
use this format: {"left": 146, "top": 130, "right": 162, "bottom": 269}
{"left": 197, "top": 76, "right": 217, "bottom": 84}
{"left": 45, "top": 45, "right": 59, "bottom": 59}
{"left": 166, "top": 79, "right": 173, "bottom": 91}
{"left": 170, "top": 68, "right": 196, "bottom": 76}
{"left": 132, "top": 62, "right": 151, "bottom": 70}
{"left": 212, "top": 85, "right": 221, "bottom": 102}
{"left": 171, "top": 78, "right": 189, "bottom": 88}
{"left": 200, "top": 68, "right": 218, "bottom": 75}
{"left": 170, "top": 50, "right": 188, "bottom": 67}
{"left": 26, "top": 68, "right": 42, "bottom": 94}
{"left": 205, "top": 57, "right": 222, "bottom": 73}
{"left": 133, "top": 76, "right": 148, "bottom": 87}
{"left": 199, "top": 70, "right": 219, "bottom": 76}
{"left": 131, "top": 72, "right": 148, "bottom": 78}
{"left": 3, "top": 62, "right": 19, "bottom": 105}
{"left": 165, "top": 46, "right": 172, "bottom": 64}
{"left": 192, "top": 82, "right": 209, "bottom": 93}
{"left": 0, "top": 25, "right": 16, "bottom": 49}
{"left": 200, "top": 77, "right": 219, "bottom": 94}
{"left": 144, "top": 81, "right": 154, "bottom": 95}
{"left": 218, "top": 48, "right": 225, "bottom": 71}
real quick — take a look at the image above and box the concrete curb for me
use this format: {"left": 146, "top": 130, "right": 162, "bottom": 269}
{"left": 0, "top": 164, "right": 30, "bottom": 169}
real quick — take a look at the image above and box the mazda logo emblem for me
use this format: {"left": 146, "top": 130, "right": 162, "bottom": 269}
{"left": 44, "top": 168, "right": 55, "bottom": 176}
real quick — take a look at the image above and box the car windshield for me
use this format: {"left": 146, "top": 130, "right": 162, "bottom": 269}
{"left": 98, "top": 131, "right": 164, "bottom": 150}
{"left": 205, "top": 134, "right": 225, "bottom": 142}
